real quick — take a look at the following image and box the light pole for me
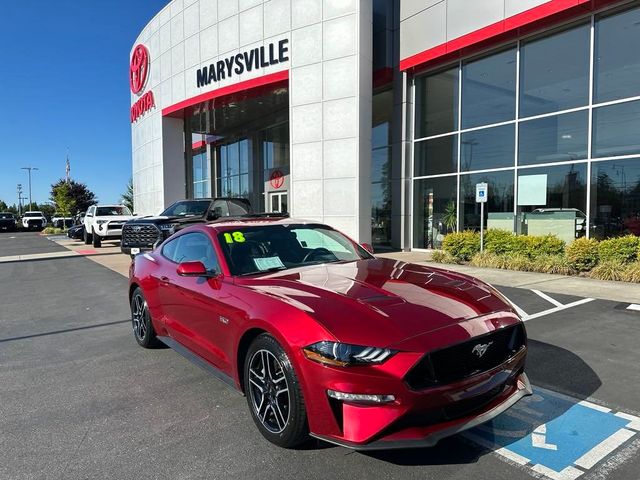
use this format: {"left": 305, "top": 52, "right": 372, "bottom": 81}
{"left": 21, "top": 167, "right": 39, "bottom": 211}
{"left": 17, "top": 184, "right": 23, "bottom": 216}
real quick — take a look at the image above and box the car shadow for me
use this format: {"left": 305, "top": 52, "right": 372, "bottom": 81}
{"left": 361, "top": 339, "right": 601, "bottom": 466}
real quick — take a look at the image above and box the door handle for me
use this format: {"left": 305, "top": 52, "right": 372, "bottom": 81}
{"left": 160, "top": 276, "right": 170, "bottom": 283}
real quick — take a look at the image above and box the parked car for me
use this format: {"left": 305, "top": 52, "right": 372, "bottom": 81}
{"left": 0, "top": 212, "right": 18, "bottom": 232}
{"left": 121, "top": 197, "right": 252, "bottom": 255}
{"left": 84, "top": 204, "right": 135, "bottom": 248}
{"left": 21, "top": 211, "right": 47, "bottom": 231}
{"left": 129, "top": 217, "right": 530, "bottom": 450}
{"left": 67, "top": 223, "right": 84, "bottom": 240}
{"left": 51, "top": 214, "right": 75, "bottom": 229}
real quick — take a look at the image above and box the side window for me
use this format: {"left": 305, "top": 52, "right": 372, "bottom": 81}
{"left": 210, "top": 200, "right": 230, "bottom": 218}
{"left": 228, "top": 200, "right": 249, "bottom": 215}
{"left": 173, "top": 232, "right": 220, "bottom": 272}
{"left": 161, "top": 236, "right": 180, "bottom": 262}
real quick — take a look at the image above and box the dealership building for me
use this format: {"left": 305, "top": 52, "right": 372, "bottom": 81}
{"left": 131, "top": 0, "right": 640, "bottom": 250}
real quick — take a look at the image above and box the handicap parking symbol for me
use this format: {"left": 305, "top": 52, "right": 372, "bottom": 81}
{"left": 465, "top": 387, "right": 640, "bottom": 480}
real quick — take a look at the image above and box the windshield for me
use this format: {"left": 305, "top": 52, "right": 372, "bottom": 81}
{"left": 95, "top": 206, "right": 132, "bottom": 216}
{"left": 161, "top": 200, "right": 210, "bottom": 217}
{"left": 24, "top": 212, "right": 42, "bottom": 217}
{"left": 0, "top": 213, "right": 14, "bottom": 219}
{"left": 217, "top": 224, "right": 372, "bottom": 276}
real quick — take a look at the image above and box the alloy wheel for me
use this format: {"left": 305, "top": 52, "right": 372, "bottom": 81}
{"left": 131, "top": 293, "right": 148, "bottom": 341}
{"left": 248, "top": 349, "right": 291, "bottom": 434}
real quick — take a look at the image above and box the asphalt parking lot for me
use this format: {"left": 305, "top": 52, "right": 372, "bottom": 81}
{"left": 1, "top": 232, "right": 639, "bottom": 480}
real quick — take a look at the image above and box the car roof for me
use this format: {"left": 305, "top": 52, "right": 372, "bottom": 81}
{"left": 93, "top": 204, "right": 127, "bottom": 208}
{"left": 205, "top": 216, "right": 318, "bottom": 231}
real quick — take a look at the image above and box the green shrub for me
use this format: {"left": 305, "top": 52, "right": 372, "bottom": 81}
{"left": 42, "top": 227, "right": 64, "bottom": 234}
{"left": 598, "top": 235, "right": 640, "bottom": 264}
{"left": 503, "top": 253, "right": 535, "bottom": 272}
{"left": 431, "top": 250, "right": 456, "bottom": 264}
{"left": 532, "top": 255, "right": 576, "bottom": 276}
{"left": 484, "top": 229, "right": 518, "bottom": 256}
{"left": 589, "top": 260, "right": 626, "bottom": 281}
{"left": 622, "top": 262, "right": 640, "bottom": 283}
{"left": 566, "top": 237, "right": 600, "bottom": 271}
{"left": 470, "top": 251, "right": 505, "bottom": 269}
{"left": 442, "top": 230, "right": 480, "bottom": 261}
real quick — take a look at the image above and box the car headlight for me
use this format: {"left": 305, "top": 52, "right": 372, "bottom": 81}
{"left": 96, "top": 220, "right": 109, "bottom": 225}
{"left": 303, "top": 341, "right": 396, "bottom": 367}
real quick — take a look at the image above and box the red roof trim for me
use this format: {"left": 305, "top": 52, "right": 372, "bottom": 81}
{"left": 161, "top": 70, "right": 289, "bottom": 117}
{"left": 399, "top": 0, "right": 598, "bottom": 72}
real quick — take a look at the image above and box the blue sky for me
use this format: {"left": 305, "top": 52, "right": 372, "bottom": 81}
{"left": 0, "top": 0, "right": 168, "bottom": 207}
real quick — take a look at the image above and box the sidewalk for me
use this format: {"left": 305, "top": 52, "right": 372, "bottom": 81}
{"left": 376, "top": 251, "right": 639, "bottom": 304}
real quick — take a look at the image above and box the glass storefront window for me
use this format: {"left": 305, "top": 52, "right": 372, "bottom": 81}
{"left": 594, "top": 7, "right": 640, "bottom": 103}
{"left": 460, "top": 124, "right": 515, "bottom": 171}
{"left": 413, "top": 176, "right": 457, "bottom": 249}
{"left": 460, "top": 170, "right": 514, "bottom": 231}
{"left": 461, "top": 48, "right": 516, "bottom": 129}
{"left": 518, "top": 110, "right": 588, "bottom": 165}
{"left": 590, "top": 158, "right": 640, "bottom": 239}
{"left": 415, "top": 67, "right": 458, "bottom": 138}
{"left": 517, "top": 164, "right": 587, "bottom": 243}
{"left": 519, "top": 23, "right": 590, "bottom": 118}
{"left": 217, "top": 139, "right": 249, "bottom": 198}
{"left": 192, "top": 152, "right": 210, "bottom": 198}
{"left": 414, "top": 134, "right": 458, "bottom": 177}
{"left": 372, "top": 89, "right": 393, "bottom": 247}
{"left": 592, "top": 100, "right": 640, "bottom": 158}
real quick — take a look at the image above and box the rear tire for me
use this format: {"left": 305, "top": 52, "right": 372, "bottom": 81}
{"left": 244, "top": 334, "right": 309, "bottom": 448}
{"left": 130, "top": 287, "right": 160, "bottom": 348}
{"left": 92, "top": 231, "right": 101, "bottom": 248}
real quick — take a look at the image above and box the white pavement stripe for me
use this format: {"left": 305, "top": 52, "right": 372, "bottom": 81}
{"left": 614, "top": 412, "right": 640, "bottom": 431}
{"left": 531, "top": 464, "right": 584, "bottom": 480}
{"left": 532, "top": 289, "right": 564, "bottom": 308}
{"left": 462, "top": 432, "right": 531, "bottom": 465}
{"left": 626, "top": 304, "right": 640, "bottom": 312}
{"left": 578, "top": 400, "right": 611, "bottom": 413}
{"left": 523, "top": 298, "right": 595, "bottom": 321}
{"left": 0, "top": 250, "right": 80, "bottom": 263}
{"left": 501, "top": 293, "right": 529, "bottom": 318}
{"left": 573, "top": 428, "right": 636, "bottom": 470}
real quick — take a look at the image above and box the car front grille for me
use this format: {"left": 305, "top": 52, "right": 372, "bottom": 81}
{"left": 107, "top": 223, "right": 124, "bottom": 231}
{"left": 405, "top": 324, "right": 526, "bottom": 390}
{"left": 121, "top": 224, "right": 161, "bottom": 248}
{"left": 27, "top": 220, "right": 43, "bottom": 228}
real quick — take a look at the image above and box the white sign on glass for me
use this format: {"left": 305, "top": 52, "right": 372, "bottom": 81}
{"left": 518, "top": 174, "right": 547, "bottom": 206}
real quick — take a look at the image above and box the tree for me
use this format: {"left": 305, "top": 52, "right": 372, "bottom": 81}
{"left": 50, "top": 179, "right": 96, "bottom": 214}
{"left": 52, "top": 184, "right": 76, "bottom": 223}
{"left": 0, "top": 200, "right": 8, "bottom": 212}
{"left": 121, "top": 177, "right": 134, "bottom": 213}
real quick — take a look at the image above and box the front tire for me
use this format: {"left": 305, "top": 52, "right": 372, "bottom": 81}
{"left": 244, "top": 334, "right": 308, "bottom": 448}
{"left": 130, "top": 287, "right": 160, "bottom": 348}
{"left": 92, "top": 230, "right": 102, "bottom": 247}
{"left": 84, "top": 227, "right": 92, "bottom": 244}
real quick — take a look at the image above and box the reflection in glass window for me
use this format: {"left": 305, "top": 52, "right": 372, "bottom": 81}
{"left": 414, "top": 134, "right": 458, "bottom": 177}
{"left": 413, "top": 176, "right": 457, "bottom": 249}
{"left": 460, "top": 125, "right": 515, "bottom": 171}
{"left": 217, "top": 139, "right": 250, "bottom": 198}
{"left": 518, "top": 110, "right": 588, "bottom": 165}
{"left": 594, "top": 7, "right": 640, "bottom": 103}
{"left": 192, "top": 153, "right": 210, "bottom": 198}
{"left": 462, "top": 48, "right": 516, "bottom": 129}
{"left": 590, "top": 159, "right": 640, "bottom": 239}
{"left": 415, "top": 68, "right": 458, "bottom": 138}
{"left": 519, "top": 23, "right": 590, "bottom": 117}
{"left": 372, "top": 89, "right": 393, "bottom": 247}
{"left": 592, "top": 100, "right": 640, "bottom": 158}
{"left": 460, "top": 170, "right": 514, "bottom": 231}
{"left": 517, "top": 164, "right": 587, "bottom": 242}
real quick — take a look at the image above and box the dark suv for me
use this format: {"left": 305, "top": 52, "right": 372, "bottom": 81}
{"left": 0, "top": 213, "right": 17, "bottom": 232}
{"left": 121, "top": 198, "right": 252, "bottom": 255}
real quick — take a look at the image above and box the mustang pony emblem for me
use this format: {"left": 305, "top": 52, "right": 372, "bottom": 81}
{"left": 472, "top": 341, "right": 493, "bottom": 358}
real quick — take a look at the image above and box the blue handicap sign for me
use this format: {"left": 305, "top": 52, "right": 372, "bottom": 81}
{"left": 467, "top": 387, "right": 637, "bottom": 476}
{"left": 479, "top": 191, "right": 485, "bottom": 197}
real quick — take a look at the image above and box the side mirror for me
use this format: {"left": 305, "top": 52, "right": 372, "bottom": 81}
{"left": 207, "top": 207, "right": 222, "bottom": 221}
{"left": 361, "top": 243, "right": 374, "bottom": 254}
{"left": 176, "top": 261, "right": 219, "bottom": 278}
{"left": 86, "top": 213, "right": 93, "bottom": 218}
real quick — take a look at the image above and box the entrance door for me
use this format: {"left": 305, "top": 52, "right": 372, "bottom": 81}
{"left": 268, "top": 191, "right": 288, "bottom": 213}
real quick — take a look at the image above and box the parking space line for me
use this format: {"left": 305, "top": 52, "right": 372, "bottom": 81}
{"left": 578, "top": 400, "right": 611, "bottom": 413}
{"left": 523, "top": 298, "right": 595, "bottom": 321}
{"left": 532, "top": 289, "right": 564, "bottom": 308}
{"left": 573, "top": 428, "right": 636, "bottom": 470}
{"left": 614, "top": 412, "right": 640, "bottom": 431}
{"left": 531, "top": 464, "right": 583, "bottom": 480}
{"left": 626, "top": 304, "right": 640, "bottom": 312}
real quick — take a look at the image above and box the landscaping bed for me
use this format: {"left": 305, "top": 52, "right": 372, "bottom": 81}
{"left": 432, "top": 229, "right": 640, "bottom": 283}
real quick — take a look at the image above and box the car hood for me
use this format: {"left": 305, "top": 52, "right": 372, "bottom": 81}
{"left": 95, "top": 216, "right": 134, "bottom": 222}
{"left": 238, "top": 258, "right": 514, "bottom": 347}
{"left": 126, "top": 215, "right": 201, "bottom": 225}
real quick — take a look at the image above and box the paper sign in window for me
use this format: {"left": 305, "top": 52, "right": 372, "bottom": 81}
{"left": 518, "top": 174, "right": 547, "bottom": 206}
{"left": 254, "top": 256, "right": 285, "bottom": 271}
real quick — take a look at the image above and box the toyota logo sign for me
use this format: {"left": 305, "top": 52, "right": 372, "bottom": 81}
{"left": 130, "top": 44, "right": 149, "bottom": 95}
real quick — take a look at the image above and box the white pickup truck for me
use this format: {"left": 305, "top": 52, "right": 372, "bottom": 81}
{"left": 22, "top": 211, "right": 47, "bottom": 231}
{"left": 83, "top": 204, "right": 135, "bottom": 248}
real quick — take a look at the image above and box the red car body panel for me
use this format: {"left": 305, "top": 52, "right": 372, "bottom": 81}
{"left": 129, "top": 220, "right": 530, "bottom": 449}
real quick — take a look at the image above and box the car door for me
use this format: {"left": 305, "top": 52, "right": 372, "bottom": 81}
{"left": 160, "top": 231, "right": 234, "bottom": 371}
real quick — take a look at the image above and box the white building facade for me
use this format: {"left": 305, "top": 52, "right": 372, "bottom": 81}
{"left": 131, "top": 0, "right": 640, "bottom": 249}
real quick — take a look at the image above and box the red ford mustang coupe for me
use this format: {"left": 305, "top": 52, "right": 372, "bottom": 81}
{"left": 128, "top": 218, "right": 531, "bottom": 450}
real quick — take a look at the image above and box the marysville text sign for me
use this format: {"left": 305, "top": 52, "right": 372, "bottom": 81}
{"left": 196, "top": 39, "right": 289, "bottom": 88}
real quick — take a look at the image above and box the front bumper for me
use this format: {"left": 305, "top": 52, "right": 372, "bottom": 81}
{"left": 311, "top": 371, "right": 531, "bottom": 450}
